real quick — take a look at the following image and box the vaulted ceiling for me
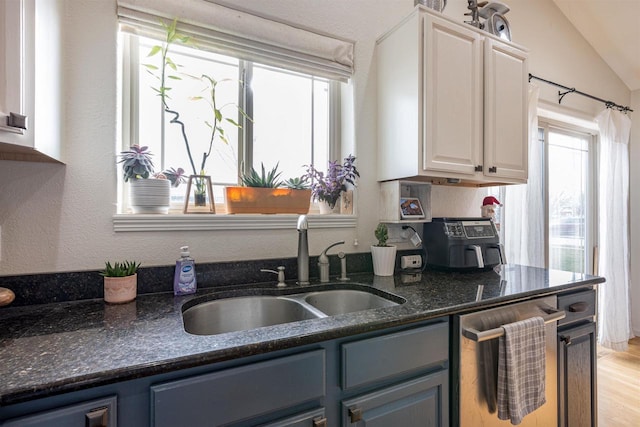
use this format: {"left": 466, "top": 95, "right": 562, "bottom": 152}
{"left": 552, "top": 0, "right": 640, "bottom": 91}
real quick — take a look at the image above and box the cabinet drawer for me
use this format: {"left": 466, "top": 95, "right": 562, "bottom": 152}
{"left": 151, "top": 350, "right": 325, "bottom": 427}
{"left": 341, "top": 320, "right": 448, "bottom": 390}
{"left": 558, "top": 289, "right": 596, "bottom": 326}
{"left": 2, "top": 396, "right": 117, "bottom": 427}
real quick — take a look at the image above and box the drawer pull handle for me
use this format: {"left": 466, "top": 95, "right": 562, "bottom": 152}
{"left": 85, "top": 406, "right": 108, "bottom": 427}
{"left": 313, "top": 416, "right": 328, "bottom": 427}
{"left": 349, "top": 407, "right": 363, "bottom": 423}
{"left": 560, "top": 335, "right": 572, "bottom": 346}
{"left": 568, "top": 301, "right": 589, "bottom": 312}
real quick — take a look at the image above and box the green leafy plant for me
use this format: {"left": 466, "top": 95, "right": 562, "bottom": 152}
{"left": 241, "top": 162, "right": 283, "bottom": 188}
{"left": 374, "top": 223, "right": 389, "bottom": 247}
{"left": 283, "top": 177, "right": 310, "bottom": 190}
{"left": 100, "top": 261, "right": 140, "bottom": 277}
{"left": 145, "top": 18, "right": 249, "bottom": 188}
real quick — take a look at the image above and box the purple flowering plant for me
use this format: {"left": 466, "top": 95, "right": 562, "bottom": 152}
{"left": 303, "top": 155, "right": 360, "bottom": 209}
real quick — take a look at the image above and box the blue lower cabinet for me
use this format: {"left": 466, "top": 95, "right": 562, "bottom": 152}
{"left": 1, "top": 396, "right": 117, "bottom": 427}
{"left": 151, "top": 350, "right": 326, "bottom": 427}
{"left": 261, "top": 408, "right": 327, "bottom": 427}
{"left": 341, "top": 370, "right": 449, "bottom": 427}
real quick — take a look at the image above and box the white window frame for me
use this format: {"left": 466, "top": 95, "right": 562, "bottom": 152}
{"left": 539, "top": 119, "right": 599, "bottom": 274}
{"left": 114, "top": 33, "right": 354, "bottom": 232}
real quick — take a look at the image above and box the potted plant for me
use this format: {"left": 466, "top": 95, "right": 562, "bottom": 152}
{"left": 146, "top": 19, "right": 248, "bottom": 211}
{"left": 225, "top": 163, "right": 312, "bottom": 214}
{"left": 303, "top": 155, "right": 359, "bottom": 214}
{"left": 118, "top": 145, "right": 185, "bottom": 214}
{"left": 100, "top": 261, "right": 140, "bottom": 304}
{"left": 371, "top": 223, "right": 397, "bottom": 276}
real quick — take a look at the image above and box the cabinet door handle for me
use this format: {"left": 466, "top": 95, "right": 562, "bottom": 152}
{"left": 488, "top": 166, "right": 497, "bottom": 173}
{"left": 560, "top": 335, "right": 572, "bottom": 346}
{"left": 85, "top": 406, "right": 109, "bottom": 427}
{"left": 313, "top": 416, "right": 328, "bottom": 427}
{"left": 475, "top": 165, "right": 483, "bottom": 172}
{"left": 568, "top": 301, "right": 589, "bottom": 312}
{"left": 348, "top": 407, "right": 363, "bottom": 423}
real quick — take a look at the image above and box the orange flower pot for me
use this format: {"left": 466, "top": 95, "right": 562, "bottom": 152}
{"left": 224, "top": 187, "right": 311, "bottom": 214}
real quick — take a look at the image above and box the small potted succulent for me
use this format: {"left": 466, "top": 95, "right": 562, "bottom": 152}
{"left": 303, "top": 155, "right": 359, "bottom": 214}
{"left": 100, "top": 261, "right": 140, "bottom": 304}
{"left": 118, "top": 145, "right": 185, "bottom": 214}
{"left": 224, "top": 163, "right": 312, "bottom": 214}
{"left": 371, "top": 223, "right": 397, "bottom": 276}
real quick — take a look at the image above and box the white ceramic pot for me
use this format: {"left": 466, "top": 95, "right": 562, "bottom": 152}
{"left": 371, "top": 245, "right": 397, "bottom": 276}
{"left": 129, "top": 178, "right": 171, "bottom": 214}
{"left": 318, "top": 200, "right": 337, "bottom": 214}
{"left": 104, "top": 274, "right": 137, "bottom": 304}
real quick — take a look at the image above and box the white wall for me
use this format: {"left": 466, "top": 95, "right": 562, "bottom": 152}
{"left": 630, "top": 89, "right": 640, "bottom": 335}
{"left": 0, "top": 0, "right": 631, "bottom": 281}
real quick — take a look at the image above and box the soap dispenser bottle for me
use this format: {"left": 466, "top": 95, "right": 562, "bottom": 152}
{"left": 174, "top": 246, "right": 197, "bottom": 296}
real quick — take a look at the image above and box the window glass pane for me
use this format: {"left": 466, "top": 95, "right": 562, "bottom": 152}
{"left": 251, "top": 65, "right": 328, "bottom": 181}
{"left": 548, "top": 130, "right": 589, "bottom": 273}
{"left": 138, "top": 36, "right": 240, "bottom": 202}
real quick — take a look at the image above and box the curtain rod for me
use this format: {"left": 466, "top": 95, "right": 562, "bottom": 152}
{"left": 528, "top": 73, "right": 633, "bottom": 113}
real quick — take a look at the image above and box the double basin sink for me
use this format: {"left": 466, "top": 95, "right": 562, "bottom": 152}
{"left": 182, "top": 287, "right": 405, "bottom": 336}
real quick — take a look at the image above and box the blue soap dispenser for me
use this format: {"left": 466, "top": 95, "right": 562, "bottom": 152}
{"left": 174, "top": 246, "right": 197, "bottom": 296}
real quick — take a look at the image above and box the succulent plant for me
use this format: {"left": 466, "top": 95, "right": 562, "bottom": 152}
{"left": 158, "top": 167, "right": 187, "bottom": 187}
{"left": 241, "top": 162, "right": 283, "bottom": 188}
{"left": 100, "top": 261, "right": 140, "bottom": 277}
{"left": 118, "top": 145, "right": 154, "bottom": 182}
{"left": 283, "top": 177, "right": 310, "bottom": 190}
{"left": 374, "top": 223, "right": 389, "bottom": 247}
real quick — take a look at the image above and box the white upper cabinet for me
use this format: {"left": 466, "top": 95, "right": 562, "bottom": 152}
{"left": 377, "top": 7, "right": 528, "bottom": 185}
{"left": 0, "top": 0, "right": 63, "bottom": 163}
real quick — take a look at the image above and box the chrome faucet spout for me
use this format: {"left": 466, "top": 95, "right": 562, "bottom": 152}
{"left": 318, "top": 241, "right": 345, "bottom": 283}
{"left": 297, "top": 215, "right": 310, "bottom": 284}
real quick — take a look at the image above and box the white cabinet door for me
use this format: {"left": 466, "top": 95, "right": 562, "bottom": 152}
{"left": 483, "top": 38, "right": 528, "bottom": 181}
{"left": 423, "top": 14, "right": 483, "bottom": 176}
{"left": 0, "top": 0, "right": 63, "bottom": 163}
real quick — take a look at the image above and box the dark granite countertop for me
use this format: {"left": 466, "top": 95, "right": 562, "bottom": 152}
{"left": 0, "top": 264, "right": 604, "bottom": 406}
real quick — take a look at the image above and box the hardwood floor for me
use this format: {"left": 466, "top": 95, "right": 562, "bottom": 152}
{"left": 597, "top": 337, "right": 640, "bottom": 426}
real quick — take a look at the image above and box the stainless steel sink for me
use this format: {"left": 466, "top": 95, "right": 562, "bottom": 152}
{"left": 303, "top": 289, "right": 400, "bottom": 316}
{"left": 182, "top": 296, "right": 321, "bottom": 335}
{"left": 182, "top": 287, "right": 404, "bottom": 336}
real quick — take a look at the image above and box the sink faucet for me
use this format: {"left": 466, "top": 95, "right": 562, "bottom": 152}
{"left": 297, "top": 215, "right": 310, "bottom": 284}
{"left": 318, "top": 241, "right": 345, "bottom": 283}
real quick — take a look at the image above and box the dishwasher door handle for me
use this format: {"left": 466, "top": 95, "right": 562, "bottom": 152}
{"left": 462, "top": 308, "right": 566, "bottom": 342}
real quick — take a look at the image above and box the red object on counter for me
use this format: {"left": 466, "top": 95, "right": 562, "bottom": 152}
{"left": 482, "top": 196, "right": 501, "bottom": 206}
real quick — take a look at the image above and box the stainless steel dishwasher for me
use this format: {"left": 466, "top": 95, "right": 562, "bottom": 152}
{"left": 453, "top": 295, "right": 566, "bottom": 427}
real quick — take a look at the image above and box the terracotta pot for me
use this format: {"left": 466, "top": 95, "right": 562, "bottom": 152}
{"left": 103, "top": 274, "right": 137, "bottom": 304}
{"left": 225, "top": 187, "right": 311, "bottom": 214}
{"left": 371, "top": 245, "right": 397, "bottom": 276}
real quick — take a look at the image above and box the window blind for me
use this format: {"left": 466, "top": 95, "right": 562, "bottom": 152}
{"left": 117, "top": 0, "right": 354, "bottom": 82}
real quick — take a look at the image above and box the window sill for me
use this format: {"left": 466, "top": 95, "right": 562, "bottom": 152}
{"left": 112, "top": 213, "right": 357, "bottom": 232}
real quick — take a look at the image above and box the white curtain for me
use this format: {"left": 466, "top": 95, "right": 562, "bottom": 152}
{"left": 500, "top": 83, "right": 544, "bottom": 268}
{"left": 596, "top": 108, "right": 634, "bottom": 351}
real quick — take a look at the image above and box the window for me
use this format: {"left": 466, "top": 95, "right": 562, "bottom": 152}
{"left": 492, "top": 120, "right": 597, "bottom": 274}
{"left": 545, "top": 125, "right": 595, "bottom": 273}
{"left": 120, "top": 33, "right": 336, "bottom": 212}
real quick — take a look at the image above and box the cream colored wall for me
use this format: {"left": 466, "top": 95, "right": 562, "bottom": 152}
{"left": 0, "top": 0, "right": 631, "bottom": 282}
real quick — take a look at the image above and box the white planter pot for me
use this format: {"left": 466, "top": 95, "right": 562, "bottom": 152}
{"left": 104, "top": 274, "right": 137, "bottom": 304}
{"left": 371, "top": 245, "right": 397, "bottom": 276}
{"left": 318, "top": 200, "right": 338, "bottom": 214}
{"left": 129, "top": 178, "right": 171, "bottom": 214}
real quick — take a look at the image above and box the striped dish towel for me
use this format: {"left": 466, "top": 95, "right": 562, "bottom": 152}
{"left": 497, "top": 316, "right": 546, "bottom": 425}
